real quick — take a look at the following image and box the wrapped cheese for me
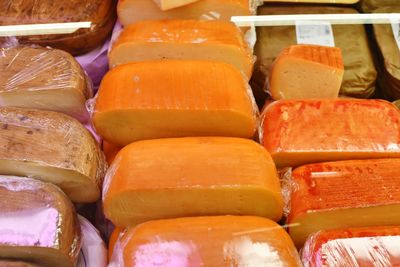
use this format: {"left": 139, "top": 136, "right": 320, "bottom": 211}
{"left": 103, "top": 137, "right": 283, "bottom": 227}
{"left": 93, "top": 61, "right": 258, "bottom": 146}
{"left": 0, "top": 46, "right": 92, "bottom": 122}
{"left": 109, "top": 20, "right": 254, "bottom": 78}
{"left": 269, "top": 45, "right": 344, "bottom": 100}
{"left": 261, "top": 99, "right": 400, "bottom": 168}
{"left": 253, "top": 5, "right": 377, "bottom": 104}
{"left": 117, "top": 0, "right": 255, "bottom": 26}
{"left": 0, "top": 176, "right": 80, "bottom": 267}
{"left": 102, "top": 141, "right": 121, "bottom": 165}
{"left": 0, "top": 0, "right": 117, "bottom": 56}
{"left": 287, "top": 159, "right": 400, "bottom": 248}
{"left": 302, "top": 226, "right": 400, "bottom": 266}
{"left": 153, "top": 0, "right": 200, "bottom": 10}
{"left": 108, "top": 228, "right": 123, "bottom": 261}
{"left": 0, "top": 107, "right": 107, "bottom": 203}
{"left": 109, "top": 216, "right": 301, "bottom": 266}
{"left": 360, "top": 0, "right": 399, "bottom": 12}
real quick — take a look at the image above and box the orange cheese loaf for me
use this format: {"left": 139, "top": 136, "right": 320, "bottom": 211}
{"left": 302, "top": 226, "right": 400, "bottom": 267}
{"left": 118, "top": 0, "right": 253, "bottom": 26}
{"left": 103, "top": 137, "right": 283, "bottom": 227}
{"left": 93, "top": 61, "right": 257, "bottom": 146}
{"left": 261, "top": 99, "right": 400, "bottom": 168}
{"left": 110, "top": 216, "right": 301, "bottom": 266}
{"left": 269, "top": 45, "right": 344, "bottom": 100}
{"left": 0, "top": 176, "right": 80, "bottom": 267}
{"left": 102, "top": 141, "right": 122, "bottom": 165}
{"left": 287, "top": 159, "right": 400, "bottom": 248}
{"left": 109, "top": 20, "right": 253, "bottom": 78}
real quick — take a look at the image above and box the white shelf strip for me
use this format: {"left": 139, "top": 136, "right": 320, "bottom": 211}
{"left": 0, "top": 22, "right": 92, "bottom": 37}
{"left": 231, "top": 13, "right": 400, "bottom": 27}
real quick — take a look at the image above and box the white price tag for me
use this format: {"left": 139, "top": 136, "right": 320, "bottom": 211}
{"left": 391, "top": 21, "right": 400, "bottom": 51}
{"left": 295, "top": 21, "right": 335, "bottom": 47}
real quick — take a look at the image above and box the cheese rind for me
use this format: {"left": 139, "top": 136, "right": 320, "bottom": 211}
{"left": 110, "top": 216, "right": 301, "bottom": 266}
{"left": 152, "top": 0, "right": 200, "bottom": 10}
{"left": 261, "top": 99, "right": 400, "bottom": 168}
{"left": 0, "top": 107, "right": 107, "bottom": 203}
{"left": 0, "top": 46, "right": 92, "bottom": 122}
{"left": 103, "top": 137, "right": 283, "bottom": 227}
{"left": 102, "top": 141, "right": 122, "bottom": 165}
{"left": 94, "top": 61, "right": 257, "bottom": 146}
{"left": 109, "top": 20, "right": 254, "bottom": 78}
{"left": 287, "top": 159, "right": 400, "bottom": 248}
{"left": 269, "top": 45, "right": 344, "bottom": 99}
{"left": 0, "top": 176, "right": 80, "bottom": 267}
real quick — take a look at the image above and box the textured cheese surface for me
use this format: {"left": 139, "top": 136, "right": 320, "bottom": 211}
{"left": 288, "top": 159, "right": 400, "bottom": 247}
{"left": 269, "top": 45, "right": 344, "bottom": 99}
{"left": 109, "top": 20, "right": 253, "bottom": 78}
{"left": 0, "top": 107, "right": 106, "bottom": 202}
{"left": 103, "top": 137, "right": 283, "bottom": 227}
{"left": 94, "top": 60, "right": 257, "bottom": 146}
{"left": 0, "top": 176, "right": 80, "bottom": 267}
{"left": 110, "top": 216, "right": 301, "bottom": 267}
{"left": 261, "top": 99, "right": 400, "bottom": 167}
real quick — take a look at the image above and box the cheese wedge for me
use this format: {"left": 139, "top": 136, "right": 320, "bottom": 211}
{"left": 110, "top": 216, "right": 301, "bottom": 266}
{"left": 261, "top": 99, "right": 400, "bottom": 168}
{"left": 103, "top": 137, "right": 283, "bottom": 227}
{"left": 287, "top": 159, "right": 400, "bottom": 248}
{"left": 109, "top": 20, "right": 253, "bottom": 78}
{"left": 269, "top": 45, "right": 344, "bottom": 100}
{"left": 0, "top": 46, "right": 92, "bottom": 122}
{"left": 302, "top": 226, "right": 400, "bottom": 266}
{"left": 0, "top": 176, "right": 80, "bottom": 267}
{"left": 102, "top": 141, "right": 122, "bottom": 165}
{"left": 93, "top": 61, "right": 257, "bottom": 146}
{"left": 118, "top": 0, "right": 253, "bottom": 26}
{"left": 153, "top": 0, "right": 200, "bottom": 10}
{"left": 0, "top": 107, "right": 107, "bottom": 203}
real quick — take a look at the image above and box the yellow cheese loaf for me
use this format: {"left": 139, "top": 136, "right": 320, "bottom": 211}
{"left": 109, "top": 20, "right": 253, "bottom": 78}
{"left": 103, "top": 137, "right": 283, "bottom": 227}
{"left": 93, "top": 61, "right": 257, "bottom": 146}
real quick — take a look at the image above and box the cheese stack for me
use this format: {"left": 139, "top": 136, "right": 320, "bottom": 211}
{"left": 0, "top": 107, "right": 107, "bottom": 203}
{"left": 261, "top": 99, "right": 400, "bottom": 168}
{"left": 287, "top": 159, "right": 400, "bottom": 248}
{"left": 109, "top": 216, "right": 302, "bottom": 266}
{"left": 0, "top": 176, "right": 80, "bottom": 267}
{"left": 302, "top": 226, "right": 400, "bottom": 266}
{"left": 103, "top": 137, "right": 283, "bottom": 227}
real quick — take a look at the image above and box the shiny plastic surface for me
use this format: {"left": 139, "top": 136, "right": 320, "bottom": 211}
{"left": 0, "top": 176, "right": 80, "bottom": 267}
{"left": 109, "top": 216, "right": 301, "bottom": 267}
{"left": 302, "top": 226, "right": 400, "bottom": 267}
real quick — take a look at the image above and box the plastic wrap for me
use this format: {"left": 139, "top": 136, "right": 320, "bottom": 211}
{"left": 0, "top": 106, "right": 107, "bottom": 203}
{"left": 0, "top": 0, "right": 117, "bottom": 56}
{"left": 252, "top": 5, "right": 377, "bottom": 105}
{"left": 301, "top": 226, "right": 400, "bottom": 266}
{"left": 92, "top": 60, "right": 258, "bottom": 146}
{"left": 109, "top": 216, "right": 301, "bottom": 266}
{"left": 285, "top": 158, "right": 400, "bottom": 248}
{"left": 0, "top": 45, "right": 92, "bottom": 122}
{"left": 0, "top": 176, "right": 81, "bottom": 267}
{"left": 260, "top": 99, "right": 400, "bottom": 168}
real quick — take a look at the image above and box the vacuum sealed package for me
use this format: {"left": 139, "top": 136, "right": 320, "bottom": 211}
{"left": 253, "top": 5, "right": 377, "bottom": 105}
{"left": 0, "top": 107, "right": 107, "bottom": 203}
{"left": 0, "top": 0, "right": 117, "bottom": 55}
{"left": 0, "top": 46, "right": 92, "bottom": 122}
{"left": 0, "top": 176, "right": 81, "bottom": 267}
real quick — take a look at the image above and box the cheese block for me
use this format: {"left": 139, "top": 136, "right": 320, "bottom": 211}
{"left": 93, "top": 61, "right": 257, "bottom": 146}
{"left": 108, "top": 228, "right": 123, "bottom": 261}
{"left": 109, "top": 216, "right": 301, "bottom": 266}
{"left": 302, "top": 226, "right": 400, "bottom": 266}
{"left": 0, "top": 262, "right": 40, "bottom": 267}
{"left": 102, "top": 141, "right": 122, "bottom": 165}
{"left": 360, "top": 0, "right": 399, "bottom": 12}
{"left": 0, "top": 46, "right": 92, "bottom": 122}
{"left": 287, "top": 159, "right": 400, "bottom": 248}
{"left": 261, "top": 99, "right": 400, "bottom": 168}
{"left": 0, "top": 0, "right": 116, "bottom": 56}
{"left": 103, "top": 137, "right": 283, "bottom": 227}
{"left": 269, "top": 45, "right": 344, "bottom": 100}
{"left": 109, "top": 20, "right": 254, "bottom": 78}
{"left": 253, "top": 5, "right": 376, "bottom": 105}
{"left": 0, "top": 176, "right": 80, "bottom": 267}
{"left": 117, "top": 0, "right": 254, "bottom": 26}
{"left": 0, "top": 107, "right": 107, "bottom": 203}
{"left": 153, "top": 0, "right": 200, "bottom": 10}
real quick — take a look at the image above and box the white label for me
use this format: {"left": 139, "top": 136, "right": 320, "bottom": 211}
{"left": 295, "top": 21, "right": 335, "bottom": 47}
{"left": 391, "top": 21, "right": 400, "bottom": 51}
